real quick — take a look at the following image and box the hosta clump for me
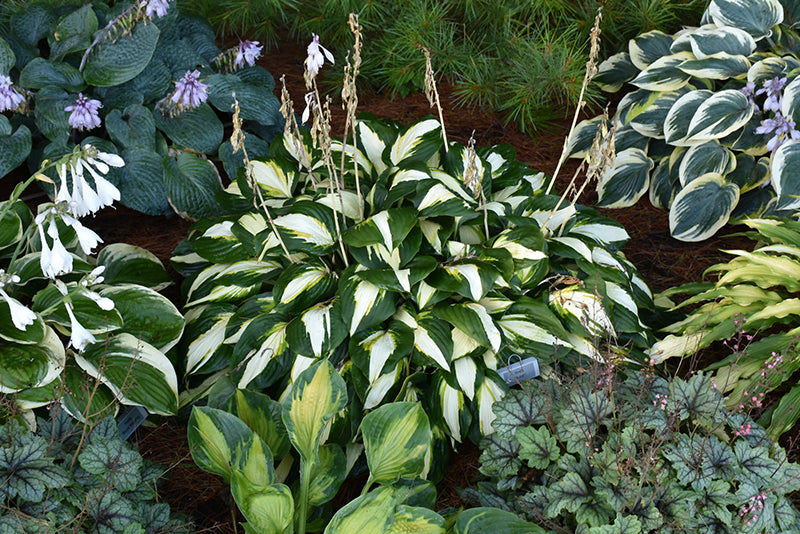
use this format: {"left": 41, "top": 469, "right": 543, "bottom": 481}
{"left": 567, "top": 0, "right": 800, "bottom": 241}
{"left": 470, "top": 369, "right": 800, "bottom": 533}
{"left": 0, "top": 0, "right": 282, "bottom": 218}
{"left": 0, "top": 409, "right": 192, "bottom": 533}
{"left": 172, "top": 115, "right": 655, "bottom": 446}
{"left": 651, "top": 216, "right": 800, "bottom": 438}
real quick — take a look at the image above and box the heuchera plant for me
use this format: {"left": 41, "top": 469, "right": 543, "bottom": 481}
{"left": 471, "top": 369, "right": 800, "bottom": 534}
{"left": 566, "top": 0, "right": 800, "bottom": 241}
{"left": 0, "top": 0, "right": 283, "bottom": 219}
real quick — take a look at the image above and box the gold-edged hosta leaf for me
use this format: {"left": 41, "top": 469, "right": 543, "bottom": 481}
{"left": 272, "top": 262, "right": 336, "bottom": 313}
{"left": 362, "top": 402, "right": 431, "bottom": 485}
{"left": 389, "top": 119, "right": 443, "bottom": 166}
{"left": 412, "top": 312, "right": 453, "bottom": 371}
{"left": 617, "top": 89, "right": 661, "bottom": 126}
{"left": 434, "top": 302, "right": 501, "bottom": 352}
{"left": 0, "top": 326, "right": 62, "bottom": 393}
{"left": 185, "top": 260, "right": 281, "bottom": 308}
{"left": 678, "top": 52, "right": 751, "bottom": 80}
{"left": 630, "top": 52, "right": 693, "bottom": 92}
{"left": 230, "top": 472, "right": 294, "bottom": 534}
{"left": 77, "top": 333, "right": 179, "bottom": 415}
{"left": 708, "top": 0, "right": 783, "bottom": 41}
{"left": 771, "top": 140, "right": 800, "bottom": 210}
{"left": 684, "top": 89, "right": 754, "bottom": 143}
{"left": 594, "top": 51, "right": 639, "bottom": 93}
{"left": 629, "top": 30, "right": 675, "bottom": 70}
{"left": 629, "top": 86, "right": 692, "bottom": 139}
{"left": 386, "top": 505, "right": 446, "bottom": 534}
{"left": 273, "top": 201, "right": 336, "bottom": 255}
{"left": 688, "top": 26, "right": 757, "bottom": 58}
{"left": 350, "top": 323, "right": 414, "bottom": 383}
{"left": 669, "top": 173, "right": 740, "bottom": 242}
{"left": 678, "top": 141, "right": 736, "bottom": 186}
{"left": 340, "top": 273, "right": 397, "bottom": 335}
{"left": 249, "top": 159, "right": 298, "bottom": 200}
{"left": 596, "top": 147, "right": 653, "bottom": 208}
{"left": 188, "top": 406, "right": 254, "bottom": 482}
{"left": 234, "top": 313, "right": 291, "bottom": 389}
{"left": 235, "top": 389, "right": 291, "bottom": 460}
{"left": 664, "top": 90, "right": 713, "bottom": 146}
{"left": 282, "top": 359, "right": 348, "bottom": 463}
{"left": 286, "top": 301, "right": 346, "bottom": 358}
{"left": 324, "top": 485, "right": 395, "bottom": 534}
{"left": 343, "top": 207, "right": 418, "bottom": 250}
{"left": 550, "top": 285, "right": 615, "bottom": 337}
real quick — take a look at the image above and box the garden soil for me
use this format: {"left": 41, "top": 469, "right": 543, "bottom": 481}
{"left": 83, "top": 39, "right": 790, "bottom": 531}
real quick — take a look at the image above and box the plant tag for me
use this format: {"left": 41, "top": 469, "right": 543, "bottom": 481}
{"left": 117, "top": 405, "right": 149, "bottom": 440}
{"left": 497, "top": 355, "right": 540, "bottom": 386}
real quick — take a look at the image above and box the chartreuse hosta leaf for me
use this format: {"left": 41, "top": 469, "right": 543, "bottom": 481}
{"left": 76, "top": 333, "right": 178, "bottom": 416}
{"left": 708, "top": 0, "right": 783, "bottom": 41}
{"left": 324, "top": 485, "right": 395, "bottom": 534}
{"left": 669, "top": 173, "right": 740, "bottom": 242}
{"left": 188, "top": 406, "right": 258, "bottom": 483}
{"left": 362, "top": 402, "right": 432, "bottom": 486}
{"left": 230, "top": 470, "right": 294, "bottom": 534}
{"left": 235, "top": 389, "right": 291, "bottom": 460}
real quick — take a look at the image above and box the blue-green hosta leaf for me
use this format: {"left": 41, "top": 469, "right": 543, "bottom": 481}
{"left": 50, "top": 5, "right": 96, "bottom": 58}
{"left": 362, "top": 402, "right": 431, "bottom": 485}
{"left": 434, "top": 302, "right": 501, "bottom": 352}
{"left": 594, "top": 52, "right": 639, "bottom": 93}
{"left": 235, "top": 389, "right": 291, "bottom": 460}
{"left": 97, "top": 243, "right": 172, "bottom": 290}
{"left": 324, "top": 485, "right": 395, "bottom": 534}
{"left": 350, "top": 323, "right": 414, "bottom": 383}
{"left": 550, "top": 285, "right": 615, "bottom": 337}
{"left": 339, "top": 273, "right": 396, "bottom": 336}
{"left": 688, "top": 26, "right": 757, "bottom": 58}
{"left": 665, "top": 90, "right": 713, "bottom": 146}
{"left": 273, "top": 201, "right": 337, "bottom": 255}
{"left": 185, "top": 260, "right": 281, "bottom": 307}
{"left": 678, "top": 141, "right": 735, "bottom": 186}
{"left": 629, "top": 87, "right": 692, "bottom": 139}
{"left": 684, "top": 90, "right": 754, "bottom": 143}
{"left": 770, "top": 140, "right": 800, "bottom": 209}
{"left": 83, "top": 21, "right": 160, "bottom": 86}
{"left": 163, "top": 151, "right": 224, "bottom": 220}
{"left": 105, "top": 105, "right": 156, "bottom": 150}
{"left": 287, "top": 301, "right": 346, "bottom": 358}
{"left": 344, "top": 208, "right": 418, "bottom": 250}
{"left": 0, "top": 37, "right": 15, "bottom": 75}
{"left": 248, "top": 159, "right": 298, "bottom": 201}
{"left": 0, "top": 126, "right": 32, "bottom": 179}
{"left": 708, "top": 0, "right": 783, "bottom": 40}
{"left": 230, "top": 472, "right": 294, "bottom": 534}
{"left": 78, "top": 435, "right": 142, "bottom": 492}
{"left": 154, "top": 103, "right": 224, "bottom": 154}
{"left": 389, "top": 119, "right": 442, "bottom": 166}
{"left": 596, "top": 147, "right": 653, "bottom": 208}
{"left": 282, "top": 359, "right": 348, "bottom": 463}
{"left": 678, "top": 52, "right": 751, "bottom": 80}
{"left": 669, "top": 173, "right": 740, "bottom": 241}
{"left": 0, "top": 326, "right": 62, "bottom": 394}
{"left": 206, "top": 72, "right": 281, "bottom": 126}
{"left": 272, "top": 262, "right": 336, "bottom": 314}
{"left": 629, "top": 30, "right": 675, "bottom": 70}
{"left": 630, "top": 52, "right": 693, "bottom": 92}
{"left": 77, "top": 333, "right": 178, "bottom": 415}
{"left": 115, "top": 146, "right": 170, "bottom": 216}
{"left": 452, "top": 507, "right": 545, "bottom": 534}
{"left": 0, "top": 432, "right": 71, "bottom": 502}
{"left": 100, "top": 284, "right": 184, "bottom": 352}
{"left": 19, "top": 57, "right": 84, "bottom": 91}
{"left": 188, "top": 406, "right": 253, "bottom": 483}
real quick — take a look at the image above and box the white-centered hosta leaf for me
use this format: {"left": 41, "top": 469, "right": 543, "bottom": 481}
{"left": 453, "top": 356, "right": 477, "bottom": 400}
{"left": 476, "top": 374, "right": 507, "bottom": 435}
{"left": 185, "top": 260, "right": 281, "bottom": 307}
{"left": 340, "top": 274, "right": 395, "bottom": 335}
{"left": 550, "top": 286, "right": 615, "bottom": 337}
{"left": 186, "top": 310, "right": 233, "bottom": 375}
{"left": 412, "top": 314, "right": 452, "bottom": 371}
{"left": 669, "top": 173, "right": 740, "bottom": 241}
{"left": 435, "top": 302, "right": 501, "bottom": 352}
{"left": 237, "top": 317, "right": 290, "bottom": 389}
{"left": 389, "top": 119, "right": 441, "bottom": 165}
{"left": 249, "top": 160, "right": 297, "bottom": 199}
{"left": 364, "top": 363, "right": 403, "bottom": 409}
{"left": 273, "top": 213, "right": 334, "bottom": 248}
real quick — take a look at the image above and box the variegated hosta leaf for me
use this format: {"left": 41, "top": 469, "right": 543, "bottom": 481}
{"left": 567, "top": 219, "right": 630, "bottom": 249}
{"left": 678, "top": 52, "right": 751, "bottom": 80}
{"left": 362, "top": 402, "right": 431, "bottom": 485}
{"left": 629, "top": 87, "right": 692, "bottom": 139}
{"left": 617, "top": 89, "right": 661, "bottom": 126}
{"left": 708, "top": 0, "right": 784, "bottom": 40}
{"left": 687, "top": 25, "right": 757, "bottom": 58}
{"left": 32, "top": 283, "right": 124, "bottom": 334}
{"left": 343, "top": 207, "right": 418, "bottom": 250}
{"left": 550, "top": 285, "right": 615, "bottom": 338}
{"left": 356, "top": 118, "right": 399, "bottom": 175}
{"left": 475, "top": 374, "right": 507, "bottom": 435}
{"left": 409, "top": 312, "right": 453, "bottom": 371}
{"left": 340, "top": 273, "right": 397, "bottom": 335}
{"left": 564, "top": 116, "right": 601, "bottom": 159}
{"left": 0, "top": 326, "right": 63, "bottom": 393}
{"left": 664, "top": 90, "right": 713, "bottom": 146}
{"left": 669, "top": 173, "right": 740, "bottom": 242}
{"left": 185, "top": 304, "right": 235, "bottom": 375}
{"left": 630, "top": 52, "right": 693, "bottom": 92}
{"left": 596, "top": 147, "right": 653, "bottom": 208}
{"left": 427, "top": 260, "right": 499, "bottom": 302}
{"left": 185, "top": 260, "right": 281, "bottom": 307}
{"left": 594, "top": 52, "right": 639, "bottom": 93}
{"left": 385, "top": 505, "right": 446, "bottom": 534}
{"left": 649, "top": 157, "right": 679, "bottom": 209}
{"left": 187, "top": 220, "right": 250, "bottom": 264}
{"left": 434, "top": 302, "right": 502, "bottom": 352}
{"left": 497, "top": 314, "right": 568, "bottom": 356}
{"left": 272, "top": 262, "right": 336, "bottom": 313}
{"left": 684, "top": 89, "right": 754, "bottom": 143}
{"left": 350, "top": 323, "right": 414, "bottom": 383}
{"left": 235, "top": 389, "right": 292, "bottom": 460}
{"left": 433, "top": 371, "right": 471, "bottom": 441}
{"left": 491, "top": 227, "right": 547, "bottom": 285}
{"left": 248, "top": 159, "right": 298, "bottom": 200}
{"left": 363, "top": 362, "right": 403, "bottom": 410}
{"left": 781, "top": 76, "right": 800, "bottom": 125}
{"left": 97, "top": 243, "right": 172, "bottom": 290}
{"left": 415, "top": 182, "right": 473, "bottom": 217}
{"left": 76, "top": 333, "right": 179, "bottom": 416}
{"left": 453, "top": 355, "right": 478, "bottom": 399}
{"left": 389, "top": 119, "right": 443, "bottom": 166}
{"left": 324, "top": 485, "right": 395, "bottom": 534}
{"left": 770, "top": 140, "right": 800, "bottom": 210}
{"left": 629, "top": 30, "right": 675, "bottom": 71}
{"left": 234, "top": 313, "right": 291, "bottom": 389}
{"left": 188, "top": 406, "right": 255, "bottom": 483}
{"left": 678, "top": 141, "right": 736, "bottom": 186}
{"left": 286, "top": 301, "right": 346, "bottom": 358}
{"left": 330, "top": 140, "right": 372, "bottom": 179}
{"left": 100, "top": 284, "right": 185, "bottom": 352}
{"left": 282, "top": 359, "right": 348, "bottom": 463}
{"left": 230, "top": 472, "right": 293, "bottom": 534}
{"left": 273, "top": 200, "right": 336, "bottom": 255}
{"left": 357, "top": 255, "right": 437, "bottom": 294}
{"left": 306, "top": 443, "right": 347, "bottom": 506}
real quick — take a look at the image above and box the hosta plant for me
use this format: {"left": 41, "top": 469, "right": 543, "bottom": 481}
{"left": 0, "top": 0, "right": 282, "bottom": 218}
{"left": 0, "top": 408, "right": 192, "bottom": 533}
{"left": 172, "top": 115, "right": 655, "bottom": 446}
{"left": 469, "top": 368, "right": 800, "bottom": 534}
{"left": 650, "top": 216, "right": 800, "bottom": 438}
{"left": 567, "top": 0, "right": 800, "bottom": 241}
{"left": 0, "top": 146, "right": 183, "bottom": 425}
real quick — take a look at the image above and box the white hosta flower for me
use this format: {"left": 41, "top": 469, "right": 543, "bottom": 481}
{"left": 55, "top": 145, "right": 123, "bottom": 218}
{"left": 305, "top": 34, "right": 334, "bottom": 79}
{"left": 0, "top": 271, "right": 36, "bottom": 331}
{"left": 80, "top": 267, "right": 114, "bottom": 311}
{"left": 35, "top": 209, "right": 73, "bottom": 279}
{"left": 55, "top": 280, "right": 96, "bottom": 352}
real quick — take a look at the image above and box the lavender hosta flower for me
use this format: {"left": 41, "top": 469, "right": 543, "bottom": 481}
{"left": 757, "top": 76, "right": 787, "bottom": 113}
{"left": 234, "top": 40, "right": 263, "bottom": 69}
{"left": 740, "top": 82, "right": 759, "bottom": 112}
{"left": 55, "top": 280, "right": 95, "bottom": 352}
{"left": 141, "top": 0, "right": 169, "bottom": 18}
{"left": 0, "top": 270, "right": 36, "bottom": 331}
{"left": 56, "top": 146, "right": 123, "bottom": 218}
{"left": 0, "top": 75, "right": 24, "bottom": 112}
{"left": 65, "top": 93, "right": 102, "bottom": 131}
{"left": 305, "top": 33, "right": 334, "bottom": 79}
{"left": 756, "top": 111, "right": 800, "bottom": 152}
{"left": 170, "top": 70, "right": 209, "bottom": 112}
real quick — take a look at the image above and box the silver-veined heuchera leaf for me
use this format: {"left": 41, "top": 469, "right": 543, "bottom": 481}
{"left": 669, "top": 173, "right": 740, "bottom": 242}
{"left": 362, "top": 402, "right": 432, "bottom": 485}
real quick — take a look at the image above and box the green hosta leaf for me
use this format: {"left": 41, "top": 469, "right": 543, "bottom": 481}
{"left": 163, "top": 151, "right": 224, "bottom": 220}
{"left": 272, "top": 262, "right": 336, "bottom": 314}
{"left": 0, "top": 37, "right": 15, "bottom": 74}
{"left": 230, "top": 471, "right": 293, "bottom": 534}
{"left": 629, "top": 30, "right": 674, "bottom": 70}
{"left": 0, "top": 126, "right": 32, "bottom": 179}
{"left": 97, "top": 243, "right": 171, "bottom": 290}
{"left": 206, "top": 72, "right": 281, "bottom": 126}
{"left": 185, "top": 260, "right": 281, "bottom": 307}
{"left": 596, "top": 148, "right": 653, "bottom": 208}
{"left": 0, "top": 432, "right": 71, "bottom": 502}
{"left": 49, "top": 5, "right": 96, "bottom": 58}
{"left": 154, "top": 103, "right": 224, "bottom": 154}
{"left": 771, "top": 140, "right": 800, "bottom": 209}
{"left": 286, "top": 301, "right": 346, "bottom": 358}
{"left": 453, "top": 507, "right": 546, "bottom": 534}
{"left": 707, "top": 0, "right": 783, "bottom": 40}
{"left": 630, "top": 53, "right": 692, "bottom": 92}
{"left": 78, "top": 435, "right": 142, "bottom": 492}
{"left": 517, "top": 426, "right": 560, "bottom": 469}
{"left": 344, "top": 208, "right": 418, "bottom": 250}
{"left": 389, "top": 119, "right": 442, "bottom": 166}
{"left": 324, "top": 485, "right": 395, "bottom": 534}
{"left": 665, "top": 90, "right": 713, "bottom": 146}
{"left": 83, "top": 21, "right": 160, "bottom": 86}
{"left": 434, "top": 302, "right": 501, "bottom": 352}
{"left": 100, "top": 284, "right": 184, "bottom": 352}
{"left": 59, "top": 361, "right": 117, "bottom": 423}
{"left": 19, "top": 58, "right": 84, "bottom": 91}
{"left": 766, "top": 384, "right": 800, "bottom": 438}
{"left": 282, "top": 359, "right": 347, "bottom": 463}
{"left": 339, "top": 273, "right": 397, "bottom": 335}
{"left": 678, "top": 141, "right": 735, "bottom": 186}
{"left": 678, "top": 52, "right": 751, "bottom": 80}
{"left": 273, "top": 201, "right": 336, "bottom": 255}
{"left": 386, "top": 505, "right": 445, "bottom": 534}
{"left": 188, "top": 406, "right": 254, "bottom": 483}
{"left": 684, "top": 90, "right": 754, "bottom": 143}
{"left": 362, "top": 402, "right": 432, "bottom": 485}
{"left": 669, "top": 173, "right": 739, "bottom": 241}
{"left": 76, "top": 333, "right": 178, "bottom": 416}
{"left": 235, "top": 389, "right": 291, "bottom": 460}
{"left": 350, "top": 323, "right": 414, "bottom": 383}
{"left": 594, "top": 52, "right": 638, "bottom": 93}
{"left": 105, "top": 105, "right": 156, "bottom": 150}
{"left": 115, "top": 146, "right": 170, "bottom": 216}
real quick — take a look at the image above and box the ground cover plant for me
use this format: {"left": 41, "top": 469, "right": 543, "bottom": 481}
{"left": 567, "top": 0, "right": 800, "bottom": 241}
{"left": 0, "top": 0, "right": 283, "bottom": 218}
